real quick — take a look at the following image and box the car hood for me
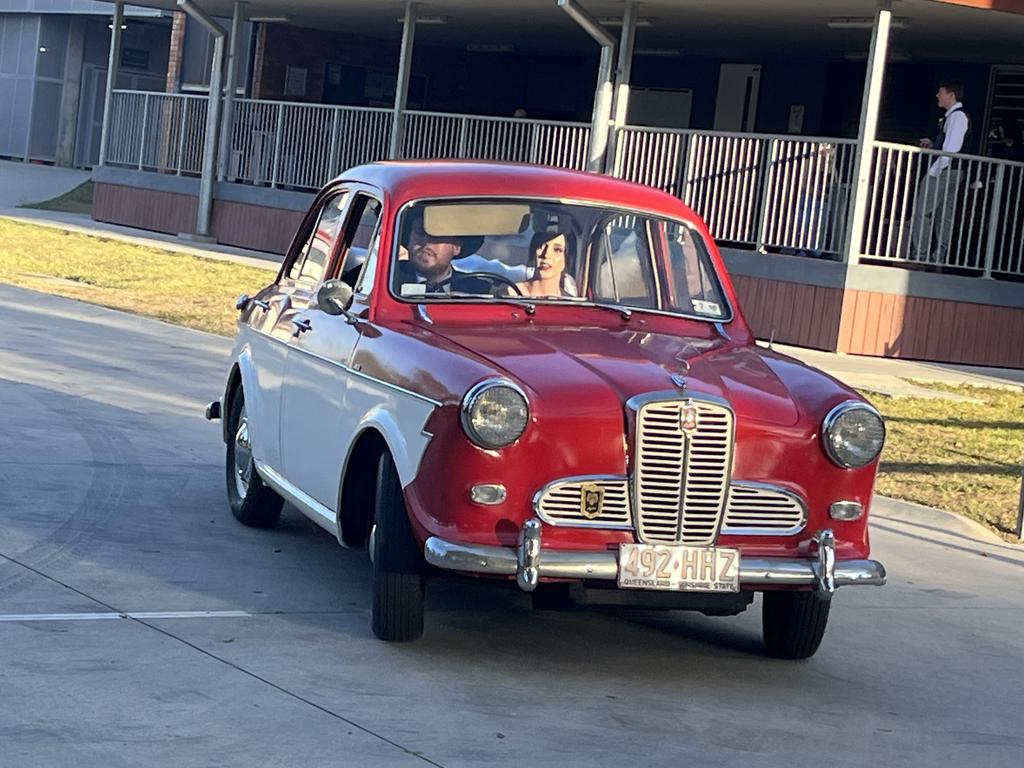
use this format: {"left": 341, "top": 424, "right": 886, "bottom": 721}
{"left": 424, "top": 324, "right": 803, "bottom": 426}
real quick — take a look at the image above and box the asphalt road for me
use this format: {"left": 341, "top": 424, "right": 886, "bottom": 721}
{"left": 1, "top": 283, "right": 1023, "bottom": 768}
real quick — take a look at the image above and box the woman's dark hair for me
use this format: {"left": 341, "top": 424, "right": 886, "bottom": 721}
{"left": 528, "top": 230, "right": 576, "bottom": 270}
{"left": 528, "top": 230, "right": 577, "bottom": 295}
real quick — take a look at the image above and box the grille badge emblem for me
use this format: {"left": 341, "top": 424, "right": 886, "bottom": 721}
{"left": 579, "top": 483, "right": 605, "bottom": 519}
{"left": 680, "top": 399, "right": 699, "bottom": 433}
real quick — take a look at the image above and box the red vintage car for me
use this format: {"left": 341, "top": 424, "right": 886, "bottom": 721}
{"left": 208, "top": 161, "right": 886, "bottom": 658}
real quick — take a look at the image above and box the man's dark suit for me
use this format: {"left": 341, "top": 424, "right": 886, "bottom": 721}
{"left": 395, "top": 261, "right": 499, "bottom": 295}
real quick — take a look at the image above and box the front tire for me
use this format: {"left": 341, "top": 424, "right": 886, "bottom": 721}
{"left": 761, "top": 591, "right": 831, "bottom": 659}
{"left": 225, "top": 390, "right": 283, "bottom": 528}
{"left": 371, "top": 454, "right": 425, "bottom": 642}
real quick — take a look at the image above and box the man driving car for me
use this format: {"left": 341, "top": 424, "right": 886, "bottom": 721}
{"left": 395, "top": 217, "right": 496, "bottom": 296}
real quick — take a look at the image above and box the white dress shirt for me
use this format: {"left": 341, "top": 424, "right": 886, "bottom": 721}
{"left": 928, "top": 102, "right": 969, "bottom": 177}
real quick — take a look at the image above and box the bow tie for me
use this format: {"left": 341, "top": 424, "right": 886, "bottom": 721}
{"left": 425, "top": 279, "right": 450, "bottom": 292}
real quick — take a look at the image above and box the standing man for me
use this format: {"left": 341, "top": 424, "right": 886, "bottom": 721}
{"left": 909, "top": 82, "right": 970, "bottom": 264}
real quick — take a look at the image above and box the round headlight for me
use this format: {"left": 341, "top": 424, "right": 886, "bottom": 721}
{"left": 822, "top": 401, "right": 886, "bottom": 469}
{"left": 461, "top": 380, "right": 530, "bottom": 450}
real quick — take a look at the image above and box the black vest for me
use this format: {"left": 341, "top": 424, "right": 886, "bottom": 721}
{"left": 935, "top": 105, "right": 970, "bottom": 153}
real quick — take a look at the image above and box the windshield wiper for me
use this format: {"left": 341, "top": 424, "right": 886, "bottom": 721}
{"left": 580, "top": 301, "right": 633, "bottom": 321}
{"left": 446, "top": 292, "right": 538, "bottom": 315}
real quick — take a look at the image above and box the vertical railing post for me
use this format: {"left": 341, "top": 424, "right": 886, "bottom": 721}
{"left": 271, "top": 102, "right": 284, "bottom": 189}
{"left": 457, "top": 117, "right": 468, "bottom": 158}
{"left": 175, "top": 98, "right": 188, "bottom": 175}
{"left": 327, "top": 107, "right": 341, "bottom": 180}
{"left": 137, "top": 93, "right": 150, "bottom": 170}
{"left": 754, "top": 139, "right": 775, "bottom": 252}
{"left": 842, "top": 6, "right": 892, "bottom": 265}
{"left": 982, "top": 163, "right": 1005, "bottom": 279}
{"left": 681, "top": 132, "right": 698, "bottom": 205}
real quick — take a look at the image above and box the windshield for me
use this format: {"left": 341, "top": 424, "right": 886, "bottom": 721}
{"left": 389, "top": 199, "right": 730, "bottom": 321}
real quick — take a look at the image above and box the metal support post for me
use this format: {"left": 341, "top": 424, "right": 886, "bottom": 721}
{"left": 754, "top": 140, "right": 777, "bottom": 252}
{"left": 327, "top": 108, "right": 341, "bottom": 178}
{"left": 389, "top": 1, "right": 418, "bottom": 159}
{"left": 981, "top": 163, "right": 1005, "bottom": 279}
{"left": 98, "top": 1, "right": 124, "bottom": 167}
{"left": 606, "top": 0, "right": 637, "bottom": 174}
{"left": 177, "top": 0, "right": 226, "bottom": 238}
{"left": 137, "top": 93, "right": 150, "bottom": 170}
{"left": 842, "top": 4, "right": 892, "bottom": 265}
{"left": 217, "top": 0, "right": 245, "bottom": 182}
{"left": 557, "top": 0, "right": 616, "bottom": 174}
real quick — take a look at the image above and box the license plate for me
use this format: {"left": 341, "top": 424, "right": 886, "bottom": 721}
{"left": 618, "top": 543, "right": 740, "bottom": 593}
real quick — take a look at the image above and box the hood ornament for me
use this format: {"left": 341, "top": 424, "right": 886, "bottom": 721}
{"left": 671, "top": 359, "right": 690, "bottom": 390}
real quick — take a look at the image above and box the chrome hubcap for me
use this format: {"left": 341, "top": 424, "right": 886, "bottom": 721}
{"left": 234, "top": 407, "right": 253, "bottom": 500}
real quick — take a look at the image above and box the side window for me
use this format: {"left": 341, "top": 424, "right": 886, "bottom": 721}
{"left": 336, "top": 196, "right": 383, "bottom": 291}
{"left": 354, "top": 225, "right": 383, "bottom": 296}
{"left": 590, "top": 216, "right": 659, "bottom": 308}
{"left": 664, "top": 223, "right": 727, "bottom": 319}
{"left": 288, "top": 192, "right": 349, "bottom": 285}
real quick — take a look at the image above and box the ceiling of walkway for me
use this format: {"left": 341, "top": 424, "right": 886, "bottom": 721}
{"left": 127, "top": 0, "right": 1024, "bottom": 61}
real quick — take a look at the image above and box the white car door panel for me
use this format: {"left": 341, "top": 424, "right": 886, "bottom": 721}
{"left": 242, "top": 292, "right": 300, "bottom": 471}
{"left": 280, "top": 311, "right": 364, "bottom": 508}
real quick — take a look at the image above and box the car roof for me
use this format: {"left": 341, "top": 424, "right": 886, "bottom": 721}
{"left": 334, "top": 161, "right": 698, "bottom": 222}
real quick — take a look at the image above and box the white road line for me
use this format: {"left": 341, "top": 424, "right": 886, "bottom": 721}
{"left": 0, "top": 610, "right": 251, "bottom": 623}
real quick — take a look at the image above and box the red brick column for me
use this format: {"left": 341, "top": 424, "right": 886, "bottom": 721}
{"left": 166, "top": 11, "right": 186, "bottom": 93}
{"left": 251, "top": 23, "right": 267, "bottom": 99}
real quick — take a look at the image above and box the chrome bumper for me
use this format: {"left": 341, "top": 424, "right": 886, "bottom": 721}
{"left": 423, "top": 520, "right": 886, "bottom": 596}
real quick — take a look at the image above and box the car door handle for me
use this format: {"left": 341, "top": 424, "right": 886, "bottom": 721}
{"left": 291, "top": 318, "right": 313, "bottom": 336}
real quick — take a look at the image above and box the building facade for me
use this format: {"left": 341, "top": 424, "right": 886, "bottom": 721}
{"left": 77, "top": 0, "right": 1024, "bottom": 367}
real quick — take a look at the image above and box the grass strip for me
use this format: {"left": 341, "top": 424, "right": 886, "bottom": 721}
{"left": 871, "top": 385, "right": 1024, "bottom": 539}
{"left": 0, "top": 218, "right": 274, "bottom": 336}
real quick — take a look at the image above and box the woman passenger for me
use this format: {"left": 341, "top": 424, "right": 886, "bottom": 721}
{"left": 515, "top": 231, "right": 577, "bottom": 298}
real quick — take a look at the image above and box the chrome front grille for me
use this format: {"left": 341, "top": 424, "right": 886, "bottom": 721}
{"left": 532, "top": 473, "right": 804, "bottom": 538}
{"left": 535, "top": 478, "right": 631, "bottom": 528}
{"left": 634, "top": 398, "right": 734, "bottom": 545}
{"left": 721, "top": 484, "right": 807, "bottom": 535}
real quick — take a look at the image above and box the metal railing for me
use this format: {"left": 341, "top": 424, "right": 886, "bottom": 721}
{"left": 105, "top": 90, "right": 208, "bottom": 176}
{"left": 226, "top": 99, "right": 392, "bottom": 188}
{"left": 105, "top": 91, "right": 1024, "bottom": 277}
{"left": 858, "top": 141, "right": 1024, "bottom": 276}
{"left": 402, "top": 111, "right": 591, "bottom": 171}
{"left": 613, "top": 126, "right": 857, "bottom": 257}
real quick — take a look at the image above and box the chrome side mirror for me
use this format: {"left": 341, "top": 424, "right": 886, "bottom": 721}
{"left": 317, "top": 279, "right": 356, "bottom": 320}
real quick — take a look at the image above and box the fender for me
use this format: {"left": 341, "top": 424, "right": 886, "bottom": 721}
{"left": 229, "top": 345, "right": 265, "bottom": 462}
{"left": 350, "top": 403, "right": 434, "bottom": 490}
{"left": 333, "top": 404, "right": 435, "bottom": 544}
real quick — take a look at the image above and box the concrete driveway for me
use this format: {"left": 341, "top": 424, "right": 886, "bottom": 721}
{"left": 1, "top": 283, "right": 1022, "bottom": 768}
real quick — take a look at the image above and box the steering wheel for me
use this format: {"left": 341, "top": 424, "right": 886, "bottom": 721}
{"left": 457, "top": 271, "right": 525, "bottom": 297}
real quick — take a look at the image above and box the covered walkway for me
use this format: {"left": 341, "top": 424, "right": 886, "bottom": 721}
{"left": 82, "top": 0, "right": 1024, "bottom": 367}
